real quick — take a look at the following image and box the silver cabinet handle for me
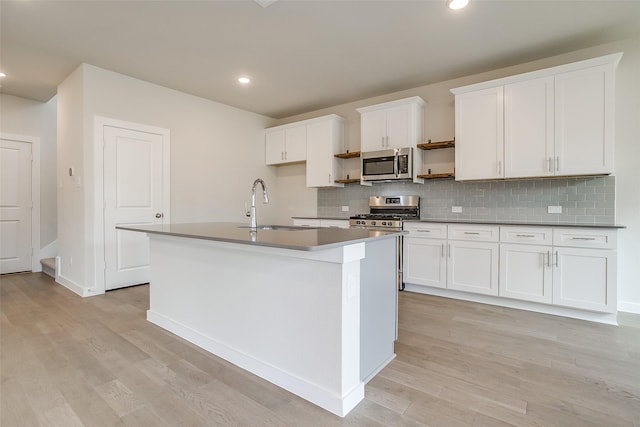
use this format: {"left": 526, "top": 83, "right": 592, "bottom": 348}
{"left": 556, "top": 156, "right": 559, "bottom": 172}
{"left": 416, "top": 229, "right": 431, "bottom": 233}
{"left": 516, "top": 234, "right": 535, "bottom": 238}
{"left": 554, "top": 251, "right": 559, "bottom": 267}
{"left": 441, "top": 243, "right": 445, "bottom": 257}
{"left": 548, "top": 157, "right": 553, "bottom": 173}
{"left": 546, "top": 250, "right": 551, "bottom": 267}
{"left": 571, "top": 237, "right": 596, "bottom": 241}
{"left": 381, "top": 136, "right": 385, "bottom": 147}
{"left": 463, "top": 232, "right": 481, "bottom": 235}
{"left": 448, "top": 243, "right": 451, "bottom": 258}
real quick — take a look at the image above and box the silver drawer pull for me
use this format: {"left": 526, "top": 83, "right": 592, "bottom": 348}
{"left": 463, "top": 232, "right": 481, "bottom": 235}
{"left": 515, "top": 234, "right": 535, "bottom": 238}
{"left": 571, "top": 237, "right": 596, "bottom": 241}
{"left": 416, "top": 230, "right": 431, "bottom": 233}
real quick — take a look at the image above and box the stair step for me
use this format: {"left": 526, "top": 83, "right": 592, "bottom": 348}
{"left": 41, "top": 258, "right": 56, "bottom": 278}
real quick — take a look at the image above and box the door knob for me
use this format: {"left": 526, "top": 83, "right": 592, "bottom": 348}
{"left": 155, "top": 213, "right": 163, "bottom": 218}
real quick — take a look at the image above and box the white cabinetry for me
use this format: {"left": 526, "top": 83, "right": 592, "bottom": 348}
{"left": 306, "top": 116, "right": 345, "bottom": 188}
{"left": 357, "top": 96, "right": 425, "bottom": 182}
{"left": 403, "top": 223, "right": 447, "bottom": 288}
{"left": 265, "top": 125, "right": 306, "bottom": 165}
{"left": 403, "top": 223, "right": 499, "bottom": 296}
{"left": 404, "top": 222, "right": 618, "bottom": 321}
{"left": 552, "top": 228, "right": 617, "bottom": 313}
{"left": 451, "top": 53, "right": 621, "bottom": 181}
{"left": 499, "top": 227, "right": 554, "bottom": 304}
{"left": 447, "top": 225, "right": 499, "bottom": 296}
{"left": 454, "top": 87, "right": 504, "bottom": 180}
{"left": 292, "top": 218, "right": 349, "bottom": 229}
{"left": 504, "top": 77, "right": 554, "bottom": 178}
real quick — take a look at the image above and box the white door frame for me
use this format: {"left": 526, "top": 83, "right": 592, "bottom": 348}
{"left": 0, "top": 132, "right": 41, "bottom": 272}
{"left": 93, "top": 116, "right": 170, "bottom": 294}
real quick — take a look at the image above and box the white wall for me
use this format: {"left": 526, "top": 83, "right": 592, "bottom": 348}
{"left": 0, "top": 93, "right": 57, "bottom": 248}
{"left": 272, "top": 36, "right": 640, "bottom": 313}
{"left": 57, "top": 63, "right": 280, "bottom": 293}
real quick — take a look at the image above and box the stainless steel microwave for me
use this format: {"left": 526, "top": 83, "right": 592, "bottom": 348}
{"left": 361, "top": 147, "right": 412, "bottom": 181}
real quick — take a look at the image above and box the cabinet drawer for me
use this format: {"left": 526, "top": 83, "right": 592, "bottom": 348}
{"left": 448, "top": 224, "right": 499, "bottom": 242}
{"left": 292, "top": 219, "right": 321, "bottom": 228}
{"left": 500, "top": 226, "right": 553, "bottom": 245}
{"left": 553, "top": 228, "right": 617, "bottom": 249}
{"left": 403, "top": 222, "right": 447, "bottom": 238}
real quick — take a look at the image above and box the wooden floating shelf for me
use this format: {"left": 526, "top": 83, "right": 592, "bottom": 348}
{"left": 334, "top": 151, "right": 361, "bottom": 159}
{"left": 416, "top": 173, "right": 455, "bottom": 180}
{"left": 417, "top": 140, "right": 455, "bottom": 150}
{"left": 334, "top": 178, "right": 361, "bottom": 184}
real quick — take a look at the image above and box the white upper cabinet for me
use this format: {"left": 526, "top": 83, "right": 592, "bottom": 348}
{"left": 265, "top": 124, "right": 306, "bottom": 165}
{"left": 451, "top": 53, "right": 621, "bottom": 181}
{"left": 454, "top": 86, "right": 504, "bottom": 180}
{"left": 357, "top": 96, "right": 425, "bottom": 152}
{"left": 306, "top": 115, "right": 345, "bottom": 188}
{"left": 554, "top": 64, "right": 615, "bottom": 176}
{"left": 504, "top": 77, "right": 555, "bottom": 178}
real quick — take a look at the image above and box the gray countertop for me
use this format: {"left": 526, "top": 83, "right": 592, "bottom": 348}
{"left": 404, "top": 219, "right": 625, "bottom": 229}
{"left": 117, "top": 222, "right": 402, "bottom": 251}
{"left": 292, "top": 216, "right": 624, "bottom": 229}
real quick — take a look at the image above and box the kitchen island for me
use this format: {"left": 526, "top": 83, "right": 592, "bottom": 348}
{"left": 117, "top": 222, "right": 401, "bottom": 417}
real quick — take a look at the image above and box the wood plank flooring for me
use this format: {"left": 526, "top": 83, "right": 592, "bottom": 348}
{"left": 1, "top": 272, "right": 639, "bottom": 426}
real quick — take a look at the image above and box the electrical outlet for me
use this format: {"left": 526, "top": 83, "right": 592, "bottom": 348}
{"left": 452, "top": 206, "right": 462, "bottom": 213}
{"left": 548, "top": 205, "right": 562, "bottom": 214}
{"left": 341, "top": 206, "right": 349, "bottom": 212}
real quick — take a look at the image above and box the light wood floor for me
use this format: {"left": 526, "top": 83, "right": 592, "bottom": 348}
{"left": 1, "top": 273, "right": 639, "bottom": 426}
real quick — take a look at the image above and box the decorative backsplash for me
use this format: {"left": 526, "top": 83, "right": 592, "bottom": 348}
{"left": 318, "top": 176, "right": 615, "bottom": 224}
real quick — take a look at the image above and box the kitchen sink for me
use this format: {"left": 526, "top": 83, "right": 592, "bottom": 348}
{"left": 237, "top": 225, "right": 319, "bottom": 231}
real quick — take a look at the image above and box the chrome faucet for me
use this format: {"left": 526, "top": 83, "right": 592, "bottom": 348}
{"left": 248, "top": 178, "right": 269, "bottom": 229}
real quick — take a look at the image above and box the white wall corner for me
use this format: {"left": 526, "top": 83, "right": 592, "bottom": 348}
{"left": 618, "top": 300, "right": 640, "bottom": 315}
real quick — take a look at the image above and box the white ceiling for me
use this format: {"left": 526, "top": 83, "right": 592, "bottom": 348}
{"left": 2, "top": 0, "right": 639, "bottom": 119}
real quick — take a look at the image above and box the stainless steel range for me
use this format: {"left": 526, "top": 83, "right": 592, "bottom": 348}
{"left": 350, "top": 195, "right": 420, "bottom": 290}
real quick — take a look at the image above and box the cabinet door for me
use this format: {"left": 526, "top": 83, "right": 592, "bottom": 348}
{"left": 552, "top": 247, "right": 616, "bottom": 313}
{"left": 454, "top": 87, "right": 504, "bottom": 180}
{"left": 284, "top": 126, "right": 307, "bottom": 163}
{"left": 265, "top": 129, "right": 285, "bottom": 165}
{"left": 306, "top": 120, "right": 343, "bottom": 188}
{"left": 447, "top": 240, "right": 499, "bottom": 295}
{"left": 500, "top": 244, "right": 552, "bottom": 303}
{"left": 504, "top": 77, "right": 554, "bottom": 178}
{"left": 361, "top": 110, "right": 387, "bottom": 151}
{"left": 554, "top": 64, "right": 614, "bottom": 176}
{"left": 403, "top": 237, "right": 447, "bottom": 288}
{"left": 385, "top": 106, "right": 410, "bottom": 149}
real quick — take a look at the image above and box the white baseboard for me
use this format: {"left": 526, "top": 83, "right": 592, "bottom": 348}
{"left": 404, "top": 284, "right": 619, "bottom": 325}
{"left": 147, "top": 309, "right": 365, "bottom": 417}
{"left": 55, "top": 258, "right": 105, "bottom": 298}
{"left": 618, "top": 300, "right": 640, "bottom": 314}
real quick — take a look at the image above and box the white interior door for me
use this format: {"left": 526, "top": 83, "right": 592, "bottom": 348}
{"left": 103, "top": 125, "right": 165, "bottom": 290}
{"left": 0, "top": 139, "right": 32, "bottom": 274}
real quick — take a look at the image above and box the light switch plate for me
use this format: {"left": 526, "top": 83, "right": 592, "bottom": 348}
{"left": 341, "top": 206, "right": 349, "bottom": 212}
{"left": 548, "top": 205, "right": 562, "bottom": 214}
{"left": 452, "top": 206, "right": 462, "bottom": 213}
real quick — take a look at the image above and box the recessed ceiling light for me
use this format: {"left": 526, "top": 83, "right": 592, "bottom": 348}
{"left": 0, "top": 72, "right": 6, "bottom": 78}
{"left": 238, "top": 77, "right": 251, "bottom": 84}
{"left": 448, "top": 0, "right": 469, "bottom": 10}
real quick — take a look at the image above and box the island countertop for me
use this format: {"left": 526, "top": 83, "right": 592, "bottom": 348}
{"left": 117, "top": 222, "right": 402, "bottom": 251}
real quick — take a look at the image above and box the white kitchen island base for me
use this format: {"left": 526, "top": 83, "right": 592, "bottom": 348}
{"left": 143, "top": 232, "right": 397, "bottom": 417}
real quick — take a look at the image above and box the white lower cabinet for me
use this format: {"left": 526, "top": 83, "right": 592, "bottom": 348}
{"left": 403, "top": 237, "right": 446, "bottom": 288}
{"left": 292, "top": 218, "right": 349, "bottom": 228}
{"left": 500, "top": 244, "right": 553, "bottom": 304}
{"left": 403, "top": 223, "right": 499, "bottom": 296}
{"left": 404, "top": 223, "right": 618, "bottom": 318}
{"left": 552, "top": 245, "right": 616, "bottom": 313}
